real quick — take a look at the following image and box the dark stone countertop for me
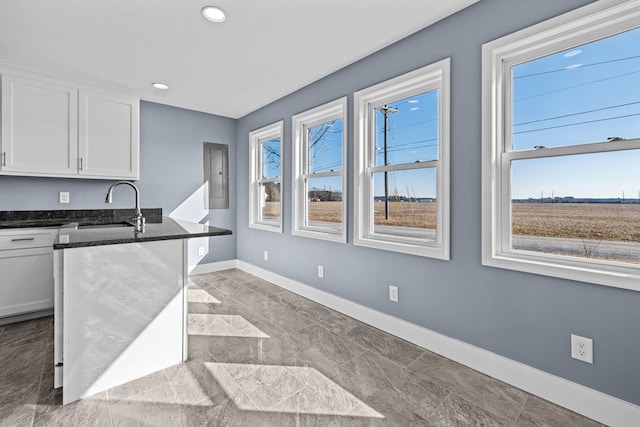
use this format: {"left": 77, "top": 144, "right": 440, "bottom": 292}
{"left": 54, "top": 217, "right": 231, "bottom": 249}
{"left": 0, "top": 209, "right": 163, "bottom": 229}
{"left": 0, "top": 210, "right": 231, "bottom": 249}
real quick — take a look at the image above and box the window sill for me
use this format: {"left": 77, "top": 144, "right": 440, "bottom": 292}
{"left": 483, "top": 251, "right": 640, "bottom": 292}
{"left": 292, "top": 227, "right": 346, "bottom": 243}
{"left": 355, "top": 235, "right": 449, "bottom": 260}
{"left": 249, "top": 221, "right": 282, "bottom": 233}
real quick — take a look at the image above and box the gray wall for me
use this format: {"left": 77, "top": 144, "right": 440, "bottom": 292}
{"left": 236, "top": 0, "right": 640, "bottom": 406}
{"left": 0, "top": 100, "right": 237, "bottom": 263}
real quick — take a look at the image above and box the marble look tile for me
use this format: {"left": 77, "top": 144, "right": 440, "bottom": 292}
{"left": 182, "top": 389, "right": 298, "bottom": 427}
{"left": 0, "top": 317, "right": 51, "bottom": 347}
{"left": 32, "top": 391, "right": 111, "bottom": 427}
{"left": 203, "top": 362, "right": 257, "bottom": 409}
{"left": 110, "top": 382, "right": 181, "bottom": 427}
{"left": 187, "top": 287, "right": 221, "bottom": 304}
{"left": 270, "top": 387, "right": 337, "bottom": 415}
{"left": 165, "top": 361, "right": 225, "bottom": 405}
{"left": 220, "top": 363, "right": 306, "bottom": 410}
{"left": 284, "top": 366, "right": 381, "bottom": 417}
{"left": 407, "top": 350, "right": 527, "bottom": 421}
{"left": 230, "top": 288, "right": 316, "bottom": 333}
{"left": 295, "top": 326, "right": 367, "bottom": 368}
{"left": 332, "top": 350, "right": 448, "bottom": 420}
{"left": 200, "top": 332, "right": 309, "bottom": 368}
{"left": 265, "top": 286, "right": 320, "bottom": 312}
{"left": 193, "top": 274, "right": 248, "bottom": 297}
{"left": 297, "top": 413, "right": 387, "bottom": 427}
{"left": 345, "top": 323, "right": 425, "bottom": 367}
{"left": 515, "top": 396, "right": 604, "bottom": 427}
{"left": 106, "top": 369, "right": 169, "bottom": 405}
{"left": 0, "top": 402, "right": 35, "bottom": 427}
{"left": 0, "top": 341, "right": 45, "bottom": 410}
{"left": 188, "top": 313, "right": 270, "bottom": 338}
{"left": 298, "top": 303, "right": 364, "bottom": 336}
{"left": 364, "top": 388, "right": 432, "bottom": 426}
{"left": 427, "top": 393, "right": 512, "bottom": 426}
{"left": 243, "top": 277, "right": 290, "bottom": 298}
{"left": 220, "top": 268, "right": 257, "bottom": 283}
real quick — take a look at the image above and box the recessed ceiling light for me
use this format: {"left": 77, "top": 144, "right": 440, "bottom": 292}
{"left": 202, "top": 6, "right": 226, "bottom": 23}
{"left": 152, "top": 82, "right": 169, "bottom": 90}
{"left": 565, "top": 63, "right": 583, "bottom": 70}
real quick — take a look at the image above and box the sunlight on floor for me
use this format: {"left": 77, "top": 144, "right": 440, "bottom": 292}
{"left": 187, "top": 314, "right": 270, "bottom": 338}
{"left": 188, "top": 288, "right": 221, "bottom": 304}
{"left": 206, "top": 362, "right": 384, "bottom": 418}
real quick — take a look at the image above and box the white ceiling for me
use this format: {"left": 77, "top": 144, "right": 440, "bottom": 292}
{"left": 0, "top": 0, "right": 478, "bottom": 119}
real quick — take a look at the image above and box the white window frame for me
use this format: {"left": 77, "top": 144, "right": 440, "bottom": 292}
{"left": 482, "top": 0, "right": 640, "bottom": 291}
{"left": 354, "top": 59, "right": 450, "bottom": 259}
{"left": 249, "top": 120, "right": 283, "bottom": 233}
{"left": 292, "top": 97, "right": 347, "bottom": 242}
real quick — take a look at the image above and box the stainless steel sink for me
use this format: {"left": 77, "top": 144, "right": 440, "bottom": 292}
{"left": 62, "top": 222, "right": 134, "bottom": 230}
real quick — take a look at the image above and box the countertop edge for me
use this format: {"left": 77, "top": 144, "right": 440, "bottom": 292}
{"left": 53, "top": 228, "right": 232, "bottom": 250}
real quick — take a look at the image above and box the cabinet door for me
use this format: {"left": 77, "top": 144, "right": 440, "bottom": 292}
{"left": 1, "top": 75, "right": 78, "bottom": 175}
{"left": 0, "top": 248, "right": 54, "bottom": 318}
{"left": 78, "top": 90, "right": 139, "bottom": 179}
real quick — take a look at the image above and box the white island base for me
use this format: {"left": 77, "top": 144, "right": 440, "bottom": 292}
{"left": 54, "top": 239, "right": 188, "bottom": 404}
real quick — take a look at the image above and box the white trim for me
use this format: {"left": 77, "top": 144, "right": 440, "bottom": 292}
{"left": 482, "top": 0, "right": 640, "bottom": 291}
{"left": 292, "top": 97, "right": 347, "bottom": 243}
{"left": 189, "top": 259, "right": 238, "bottom": 276}
{"left": 195, "top": 259, "right": 640, "bottom": 427}
{"left": 353, "top": 59, "right": 450, "bottom": 259}
{"left": 249, "top": 121, "right": 284, "bottom": 233}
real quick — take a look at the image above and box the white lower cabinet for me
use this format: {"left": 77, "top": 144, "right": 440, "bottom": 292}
{"left": 0, "top": 228, "right": 58, "bottom": 318}
{"left": 54, "top": 239, "right": 187, "bottom": 404}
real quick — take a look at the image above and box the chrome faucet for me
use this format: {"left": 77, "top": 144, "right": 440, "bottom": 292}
{"left": 105, "top": 181, "right": 145, "bottom": 232}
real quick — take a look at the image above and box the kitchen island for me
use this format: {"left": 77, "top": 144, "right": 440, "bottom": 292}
{"left": 53, "top": 217, "right": 231, "bottom": 404}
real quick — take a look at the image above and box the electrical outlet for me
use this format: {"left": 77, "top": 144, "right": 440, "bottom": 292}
{"left": 571, "top": 334, "right": 593, "bottom": 364}
{"left": 263, "top": 250, "right": 268, "bottom": 261}
{"left": 59, "top": 192, "right": 70, "bottom": 204}
{"left": 389, "top": 285, "right": 399, "bottom": 302}
{"left": 198, "top": 247, "right": 205, "bottom": 256}
{"left": 317, "top": 265, "right": 324, "bottom": 279}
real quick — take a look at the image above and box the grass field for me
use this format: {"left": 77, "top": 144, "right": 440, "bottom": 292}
{"left": 266, "top": 201, "right": 640, "bottom": 244}
{"left": 304, "top": 200, "right": 437, "bottom": 228}
{"left": 512, "top": 203, "right": 640, "bottom": 242}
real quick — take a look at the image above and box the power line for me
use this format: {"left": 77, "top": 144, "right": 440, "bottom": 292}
{"left": 514, "top": 101, "right": 640, "bottom": 126}
{"left": 514, "top": 55, "right": 640, "bottom": 79}
{"left": 514, "top": 70, "right": 640, "bottom": 102}
{"left": 513, "top": 112, "right": 640, "bottom": 135}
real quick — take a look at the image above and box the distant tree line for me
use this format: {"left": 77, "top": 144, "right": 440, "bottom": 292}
{"left": 513, "top": 197, "right": 640, "bottom": 204}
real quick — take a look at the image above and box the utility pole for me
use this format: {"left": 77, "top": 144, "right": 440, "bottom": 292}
{"left": 376, "top": 105, "right": 398, "bottom": 219}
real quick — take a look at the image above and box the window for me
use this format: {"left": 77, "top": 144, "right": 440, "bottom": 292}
{"left": 482, "top": 0, "right": 640, "bottom": 291}
{"left": 292, "top": 97, "right": 347, "bottom": 242}
{"left": 354, "top": 59, "right": 450, "bottom": 259}
{"left": 249, "top": 121, "right": 283, "bottom": 232}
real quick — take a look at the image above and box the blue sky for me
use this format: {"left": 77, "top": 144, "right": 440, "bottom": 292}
{"left": 271, "top": 26, "right": 640, "bottom": 201}
{"left": 511, "top": 27, "right": 640, "bottom": 199}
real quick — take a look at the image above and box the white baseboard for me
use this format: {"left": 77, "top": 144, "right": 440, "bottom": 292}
{"left": 189, "top": 259, "right": 238, "bottom": 275}
{"left": 193, "top": 260, "right": 640, "bottom": 427}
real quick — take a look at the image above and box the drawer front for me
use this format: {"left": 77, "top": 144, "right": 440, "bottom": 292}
{"left": 0, "top": 229, "right": 58, "bottom": 249}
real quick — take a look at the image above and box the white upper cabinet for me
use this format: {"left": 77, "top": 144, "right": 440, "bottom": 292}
{"left": 0, "top": 73, "right": 140, "bottom": 180}
{"left": 1, "top": 75, "right": 78, "bottom": 175}
{"left": 78, "top": 90, "right": 139, "bottom": 179}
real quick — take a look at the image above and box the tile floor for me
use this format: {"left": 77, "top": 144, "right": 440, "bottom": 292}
{"left": 0, "top": 269, "right": 603, "bottom": 426}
